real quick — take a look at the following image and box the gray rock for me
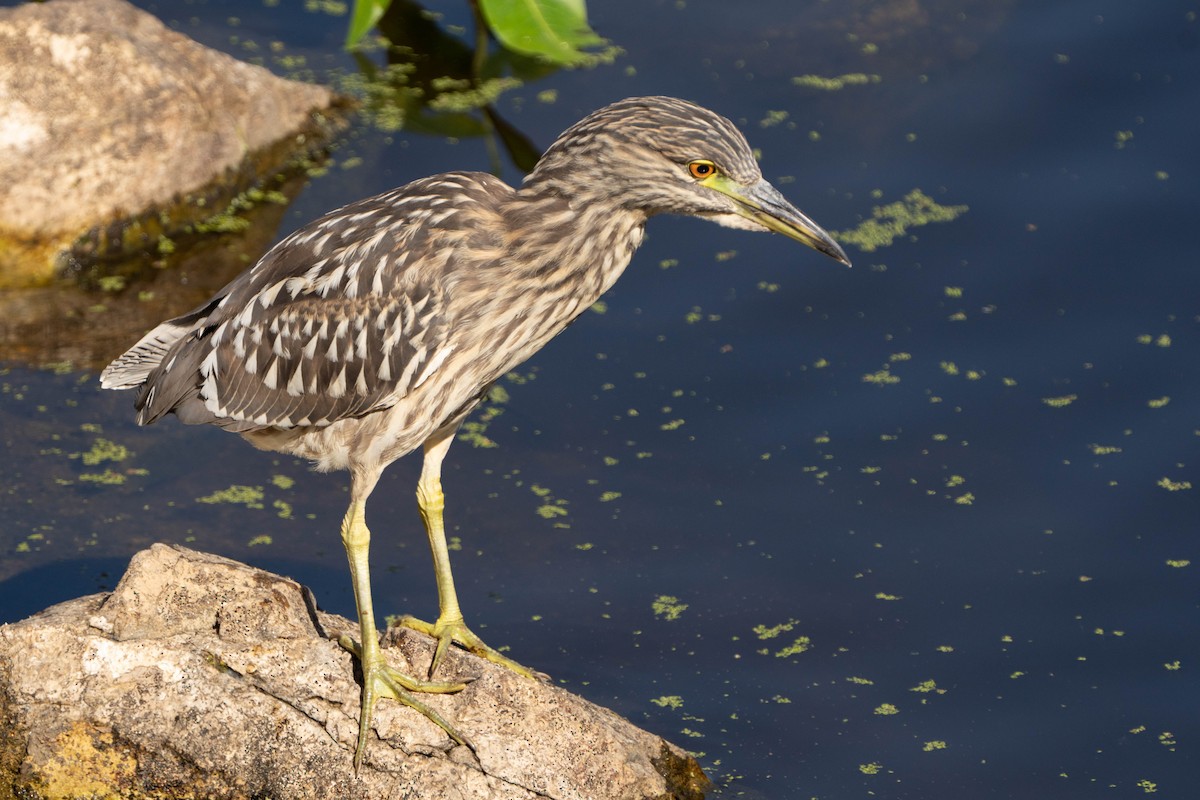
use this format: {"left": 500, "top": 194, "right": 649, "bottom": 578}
{"left": 0, "top": 544, "right": 709, "bottom": 799}
{"left": 0, "top": 0, "right": 341, "bottom": 287}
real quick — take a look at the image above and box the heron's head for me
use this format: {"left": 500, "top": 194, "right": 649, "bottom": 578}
{"left": 526, "top": 96, "right": 851, "bottom": 266}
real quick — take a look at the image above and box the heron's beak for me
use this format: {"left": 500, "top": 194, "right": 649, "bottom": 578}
{"left": 706, "top": 175, "right": 852, "bottom": 267}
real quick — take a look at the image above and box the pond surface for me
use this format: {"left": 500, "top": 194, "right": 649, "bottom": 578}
{"left": 2, "top": 0, "right": 1197, "bottom": 797}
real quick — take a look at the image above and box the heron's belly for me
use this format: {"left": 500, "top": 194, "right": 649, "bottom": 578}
{"left": 237, "top": 368, "right": 488, "bottom": 474}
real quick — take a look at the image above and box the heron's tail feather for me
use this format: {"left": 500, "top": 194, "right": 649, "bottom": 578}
{"left": 100, "top": 297, "right": 223, "bottom": 391}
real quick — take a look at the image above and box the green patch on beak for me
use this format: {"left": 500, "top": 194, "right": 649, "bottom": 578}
{"left": 703, "top": 174, "right": 851, "bottom": 266}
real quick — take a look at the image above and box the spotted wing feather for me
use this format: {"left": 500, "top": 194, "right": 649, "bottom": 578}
{"left": 191, "top": 284, "right": 450, "bottom": 429}
{"left": 122, "top": 172, "right": 507, "bottom": 431}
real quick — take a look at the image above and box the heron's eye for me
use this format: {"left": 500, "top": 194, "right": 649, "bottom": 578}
{"left": 688, "top": 160, "right": 717, "bottom": 180}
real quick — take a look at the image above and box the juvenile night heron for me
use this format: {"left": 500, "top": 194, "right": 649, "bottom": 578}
{"left": 101, "top": 96, "right": 850, "bottom": 767}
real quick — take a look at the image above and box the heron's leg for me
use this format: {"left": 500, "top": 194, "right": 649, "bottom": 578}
{"left": 334, "top": 470, "right": 472, "bottom": 770}
{"left": 398, "top": 431, "right": 544, "bottom": 681}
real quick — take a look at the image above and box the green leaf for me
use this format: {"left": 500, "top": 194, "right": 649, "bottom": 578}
{"left": 345, "top": 0, "right": 391, "bottom": 49}
{"left": 479, "top": 0, "right": 606, "bottom": 65}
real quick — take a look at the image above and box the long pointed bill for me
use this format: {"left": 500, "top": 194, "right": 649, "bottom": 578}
{"left": 706, "top": 176, "right": 852, "bottom": 267}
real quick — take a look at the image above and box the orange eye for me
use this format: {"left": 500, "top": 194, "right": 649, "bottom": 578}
{"left": 688, "top": 160, "right": 717, "bottom": 179}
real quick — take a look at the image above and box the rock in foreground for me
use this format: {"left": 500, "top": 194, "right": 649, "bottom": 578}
{"left": 0, "top": 544, "right": 708, "bottom": 799}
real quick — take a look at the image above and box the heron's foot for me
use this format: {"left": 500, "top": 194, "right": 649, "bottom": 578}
{"left": 397, "top": 613, "right": 548, "bottom": 682}
{"left": 337, "top": 634, "right": 473, "bottom": 770}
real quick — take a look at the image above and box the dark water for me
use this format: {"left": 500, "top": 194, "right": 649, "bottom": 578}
{"left": 2, "top": 1, "right": 1197, "bottom": 797}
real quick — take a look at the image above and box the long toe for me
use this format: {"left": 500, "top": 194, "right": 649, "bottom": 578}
{"left": 337, "top": 635, "right": 473, "bottom": 770}
{"left": 397, "top": 614, "right": 549, "bottom": 682}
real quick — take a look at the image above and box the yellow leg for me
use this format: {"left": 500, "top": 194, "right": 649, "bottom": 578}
{"left": 398, "top": 432, "right": 544, "bottom": 681}
{"left": 335, "top": 471, "right": 472, "bottom": 770}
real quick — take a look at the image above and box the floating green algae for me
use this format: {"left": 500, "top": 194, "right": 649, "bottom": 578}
{"left": 1042, "top": 394, "right": 1078, "bottom": 408}
{"left": 773, "top": 637, "right": 812, "bottom": 657}
{"left": 652, "top": 595, "right": 689, "bottom": 621}
{"left": 74, "top": 437, "right": 130, "bottom": 466}
{"left": 752, "top": 619, "right": 799, "bottom": 640}
{"left": 792, "top": 73, "right": 881, "bottom": 91}
{"left": 835, "top": 189, "right": 968, "bottom": 253}
{"left": 196, "top": 484, "right": 265, "bottom": 509}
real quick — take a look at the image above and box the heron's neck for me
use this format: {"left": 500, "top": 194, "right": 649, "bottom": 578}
{"left": 507, "top": 184, "right": 647, "bottom": 303}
